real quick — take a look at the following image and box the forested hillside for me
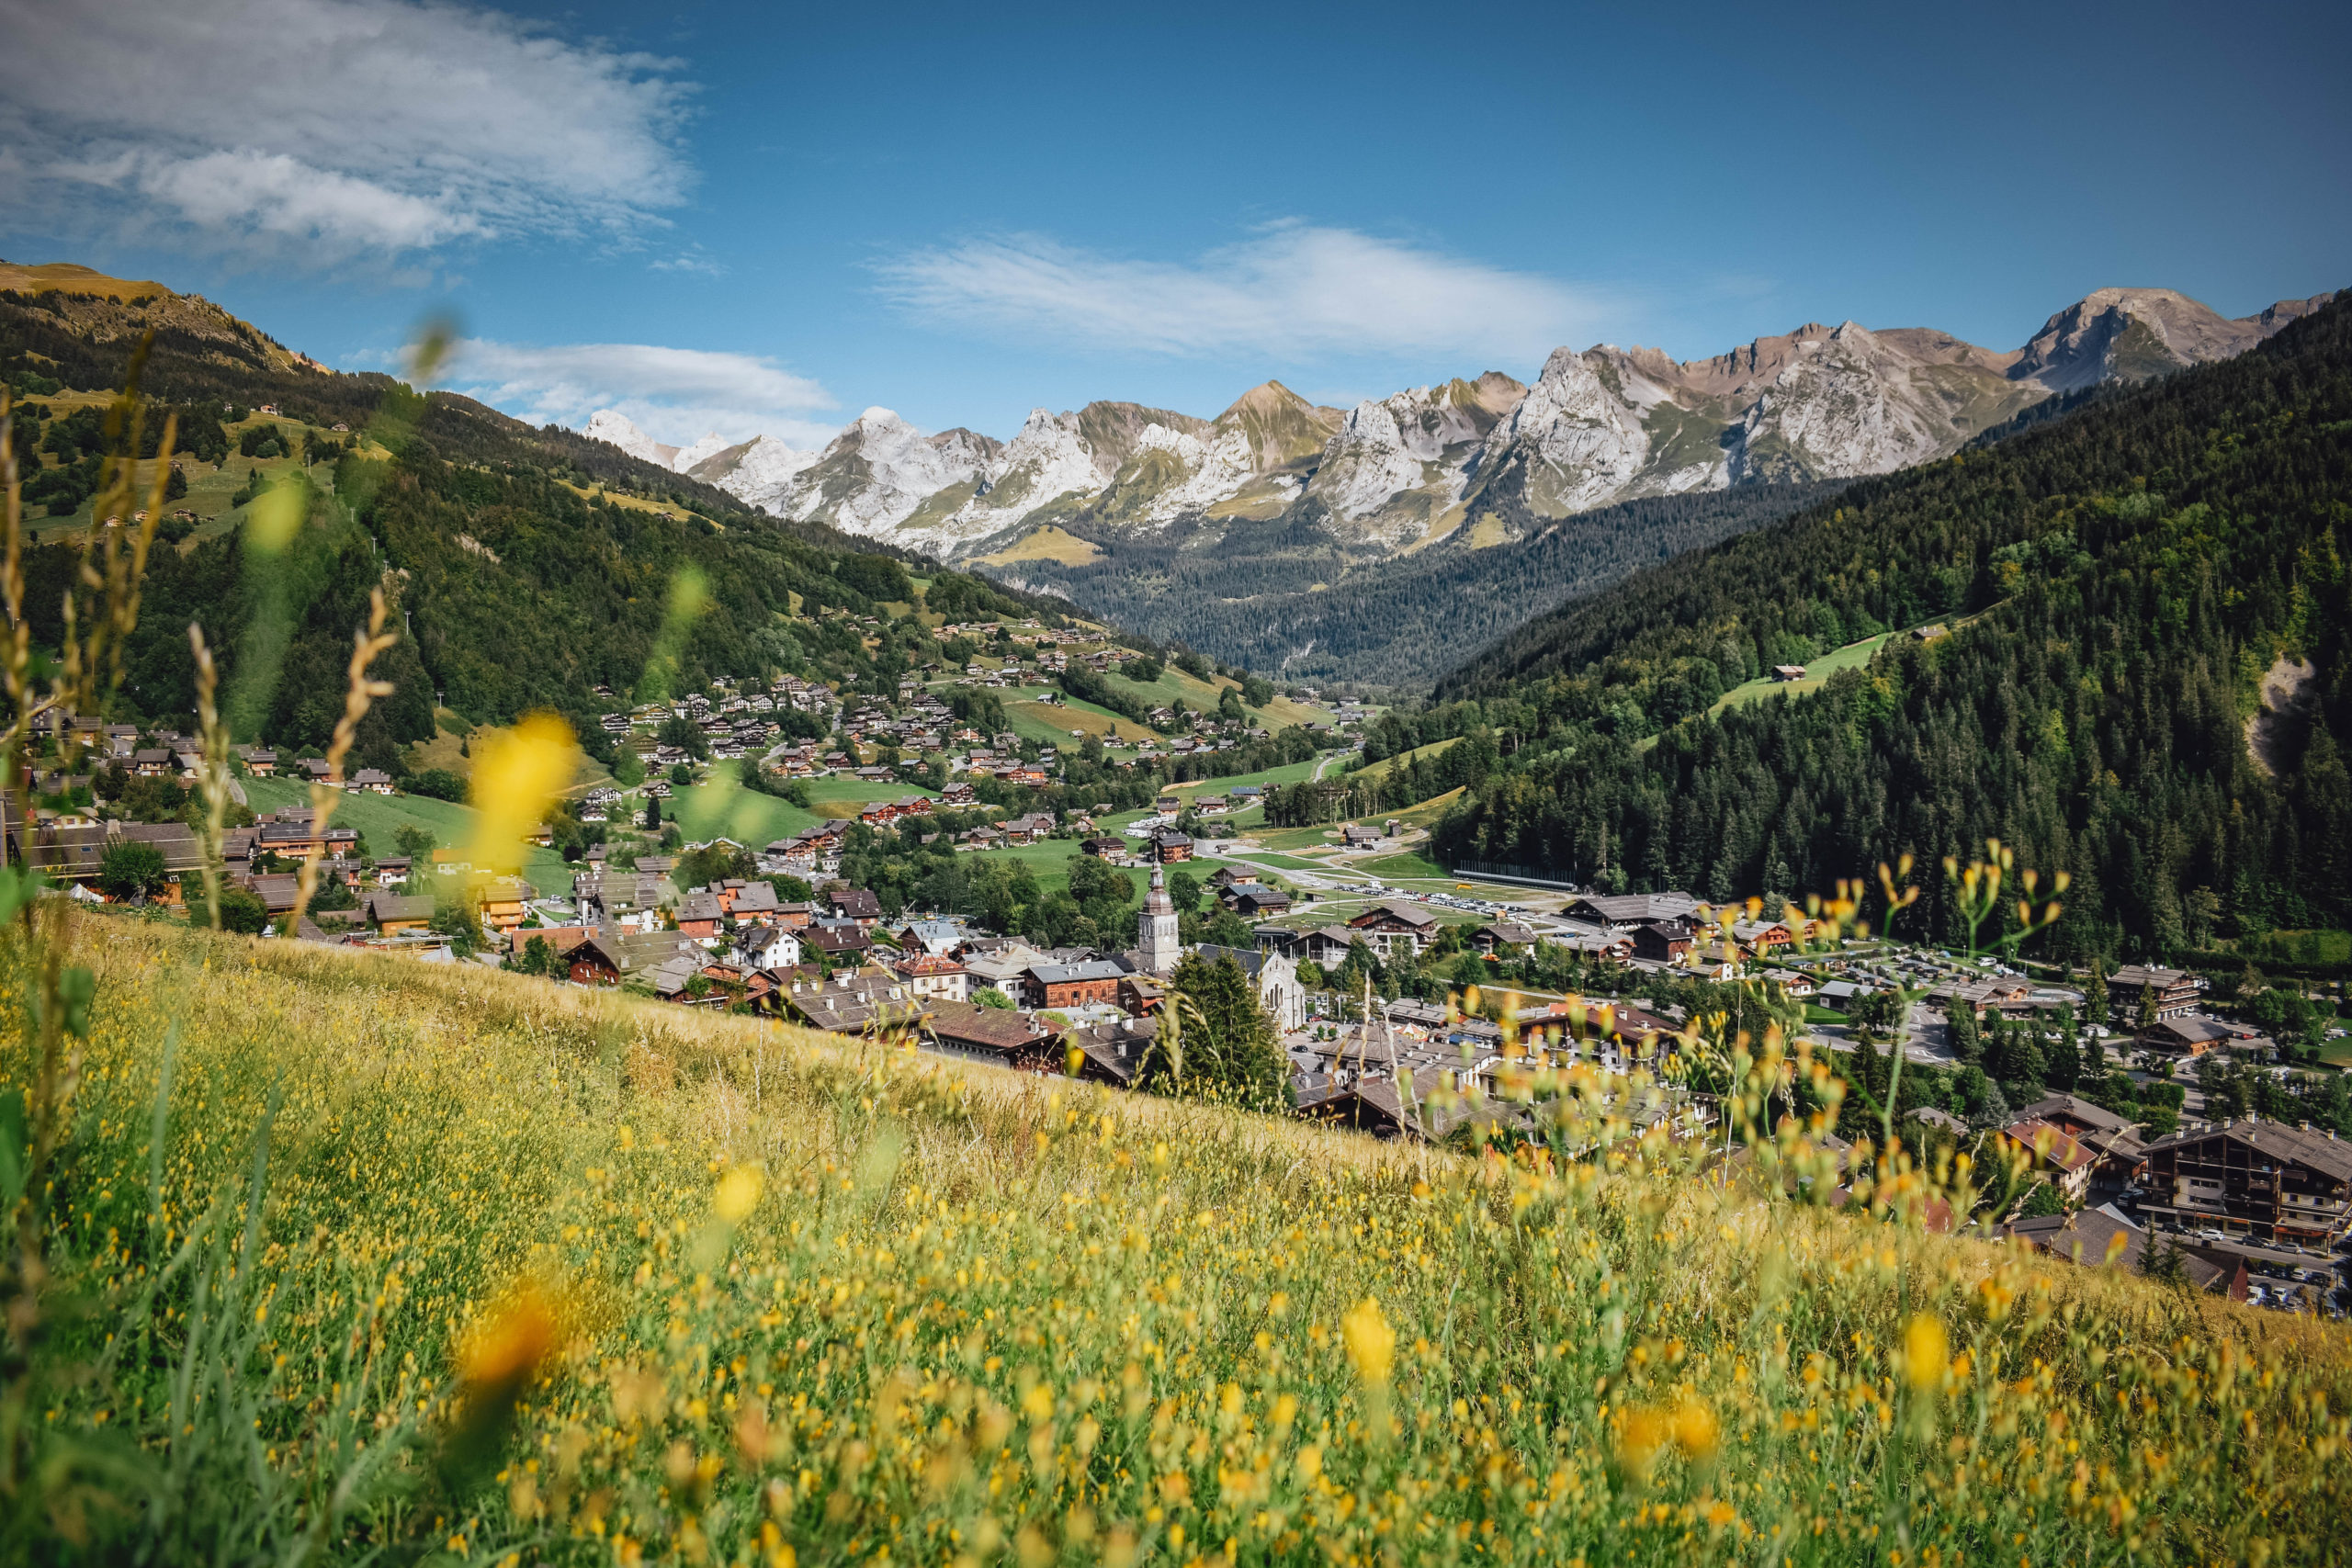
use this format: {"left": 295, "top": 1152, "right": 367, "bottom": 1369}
{"left": 4, "top": 276, "right": 1064, "bottom": 760}
{"left": 991, "top": 482, "right": 1843, "bottom": 687}
{"left": 1421, "top": 294, "right": 2352, "bottom": 959}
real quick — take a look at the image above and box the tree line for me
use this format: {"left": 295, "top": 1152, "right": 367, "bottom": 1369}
{"left": 1414, "top": 296, "right": 2352, "bottom": 959}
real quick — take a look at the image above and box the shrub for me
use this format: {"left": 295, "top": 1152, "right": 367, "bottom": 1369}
{"left": 96, "top": 840, "right": 168, "bottom": 900}
{"left": 214, "top": 884, "right": 268, "bottom": 933}
{"left": 404, "top": 768, "right": 466, "bottom": 801}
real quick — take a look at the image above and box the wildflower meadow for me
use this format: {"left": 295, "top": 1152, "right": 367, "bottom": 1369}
{"left": 1, "top": 914, "right": 2346, "bottom": 1565}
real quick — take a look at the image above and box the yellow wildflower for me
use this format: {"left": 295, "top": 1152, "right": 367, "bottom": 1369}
{"left": 1341, "top": 1298, "right": 1396, "bottom": 1386}
{"left": 1904, "top": 1313, "right": 1949, "bottom": 1392}
{"left": 714, "top": 1164, "right": 763, "bottom": 1224}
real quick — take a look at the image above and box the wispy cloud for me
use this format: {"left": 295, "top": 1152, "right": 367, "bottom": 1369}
{"left": 876, "top": 224, "right": 1612, "bottom": 364}
{"left": 439, "top": 339, "right": 837, "bottom": 448}
{"left": 0, "top": 0, "right": 695, "bottom": 266}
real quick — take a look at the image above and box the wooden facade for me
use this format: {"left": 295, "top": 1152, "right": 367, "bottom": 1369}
{"left": 2136, "top": 1120, "right": 2352, "bottom": 1247}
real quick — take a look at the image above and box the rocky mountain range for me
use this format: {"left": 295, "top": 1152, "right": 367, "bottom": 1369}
{"left": 586, "top": 285, "right": 2335, "bottom": 564}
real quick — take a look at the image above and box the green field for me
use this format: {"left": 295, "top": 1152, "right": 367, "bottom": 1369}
{"left": 1162, "top": 759, "right": 1321, "bottom": 804}
{"left": 665, "top": 779, "right": 820, "bottom": 849}
{"left": 957, "top": 838, "right": 1111, "bottom": 901}
{"left": 1098, "top": 664, "right": 1334, "bottom": 731}
{"left": 1357, "top": 850, "right": 1446, "bottom": 880}
{"left": 244, "top": 775, "right": 571, "bottom": 889}
{"left": 2236, "top": 929, "right": 2352, "bottom": 964}
{"left": 800, "top": 776, "right": 943, "bottom": 815}
{"left": 1712, "top": 632, "right": 1894, "bottom": 715}
{"left": 1001, "top": 689, "right": 1153, "bottom": 744}
{"left": 1348, "top": 736, "right": 1461, "bottom": 785}
{"left": 26, "top": 400, "right": 337, "bottom": 547}
{"left": 1226, "top": 851, "right": 1329, "bottom": 873}
{"left": 1250, "top": 823, "right": 1348, "bottom": 852}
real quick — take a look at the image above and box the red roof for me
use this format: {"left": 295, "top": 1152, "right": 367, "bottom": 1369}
{"left": 2001, "top": 1120, "right": 2096, "bottom": 1173}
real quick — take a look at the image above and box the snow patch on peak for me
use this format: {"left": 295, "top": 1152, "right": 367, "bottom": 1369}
{"left": 583, "top": 409, "right": 676, "bottom": 468}
{"left": 769, "top": 410, "right": 998, "bottom": 538}
{"left": 672, "top": 432, "right": 731, "bottom": 473}
{"left": 695, "top": 434, "right": 818, "bottom": 513}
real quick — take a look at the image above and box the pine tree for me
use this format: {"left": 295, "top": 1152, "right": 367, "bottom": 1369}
{"left": 1947, "top": 1001, "right": 1982, "bottom": 1065}
{"left": 1148, "top": 952, "right": 1292, "bottom": 1111}
{"left": 2046, "top": 1007, "right": 2082, "bottom": 1091}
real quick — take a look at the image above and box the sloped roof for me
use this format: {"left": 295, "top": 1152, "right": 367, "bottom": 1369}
{"left": 2001, "top": 1120, "right": 2097, "bottom": 1173}
{"left": 367, "top": 892, "right": 435, "bottom": 923}
{"left": 1351, "top": 899, "right": 1435, "bottom": 930}
{"left": 2015, "top": 1092, "right": 2133, "bottom": 1134}
{"left": 2010, "top": 1207, "right": 2144, "bottom": 1269}
{"left": 1194, "top": 944, "right": 1270, "bottom": 980}
{"left": 2139, "top": 1119, "right": 2352, "bottom": 1183}
{"left": 926, "top": 999, "right": 1051, "bottom": 1052}
{"left": 829, "top": 887, "right": 882, "bottom": 919}
{"left": 1027, "top": 959, "right": 1128, "bottom": 986}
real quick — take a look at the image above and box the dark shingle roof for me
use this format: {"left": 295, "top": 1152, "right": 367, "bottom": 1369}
{"left": 928, "top": 1000, "right": 1052, "bottom": 1053}
{"left": 2138, "top": 1119, "right": 2352, "bottom": 1183}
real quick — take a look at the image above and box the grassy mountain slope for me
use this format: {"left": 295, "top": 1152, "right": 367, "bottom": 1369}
{"left": 2, "top": 266, "right": 1073, "bottom": 752}
{"left": 13, "top": 915, "right": 2346, "bottom": 1562}
{"left": 1422, "top": 293, "right": 2352, "bottom": 955}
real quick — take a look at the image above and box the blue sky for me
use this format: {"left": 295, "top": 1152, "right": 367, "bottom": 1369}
{"left": 3, "top": 0, "right": 2346, "bottom": 449}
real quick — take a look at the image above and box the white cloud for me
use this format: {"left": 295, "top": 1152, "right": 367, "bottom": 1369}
{"left": 439, "top": 339, "right": 838, "bottom": 448}
{"left": 0, "top": 0, "right": 694, "bottom": 265}
{"left": 876, "top": 224, "right": 1611, "bottom": 364}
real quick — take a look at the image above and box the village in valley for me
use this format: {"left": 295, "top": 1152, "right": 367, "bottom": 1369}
{"left": 17, "top": 590, "right": 2351, "bottom": 1324}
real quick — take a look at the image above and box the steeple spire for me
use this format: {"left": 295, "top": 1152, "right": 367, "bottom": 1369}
{"left": 1139, "top": 863, "right": 1179, "bottom": 974}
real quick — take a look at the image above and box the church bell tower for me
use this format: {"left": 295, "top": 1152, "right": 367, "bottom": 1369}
{"left": 1139, "top": 865, "right": 1180, "bottom": 976}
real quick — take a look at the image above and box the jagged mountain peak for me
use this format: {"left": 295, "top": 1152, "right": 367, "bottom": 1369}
{"left": 2009, "top": 287, "right": 2274, "bottom": 393}
{"left": 1210, "top": 379, "right": 1346, "bottom": 476}
{"left": 583, "top": 409, "right": 677, "bottom": 468}
{"left": 583, "top": 410, "right": 775, "bottom": 482}
{"left": 1215, "top": 378, "right": 1314, "bottom": 422}
{"left": 1073, "top": 400, "right": 1211, "bottom": 479}
{"left": 584, "top": 277, "right": 2332, "bottom": 565}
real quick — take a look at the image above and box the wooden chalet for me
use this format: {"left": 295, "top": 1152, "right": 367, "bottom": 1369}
{"left": 2136, "top": 1117, "right": 2352, "bottom": 1247}
{"left": 2107, "top": 964, "right": 2206, "bottom": 1022}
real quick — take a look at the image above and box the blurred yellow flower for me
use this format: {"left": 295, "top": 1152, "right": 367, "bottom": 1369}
{"left": 460, "top": 1279, "right": 558, "bottom": 1393}
{"left": 468, "top": 713, "right": 580, "bottom": 872}
{"left": 1341, "top": 1298, "right": 1395, "bottom": 1386}
{"left": 246, "top": 479, "right": 305, "bottom": 554}
{"left": 715, "top": 1164, "right": 763, "bottom": 1224}
{"left": 1904, "top": 1313, "right": 1949, "bottom": 1392}
{"left": 1618, "top": 1406, "right": 1670, "bottom": 1478}
{"left": 1672, "top": 1398, "right": 1719, "bottom": 1461}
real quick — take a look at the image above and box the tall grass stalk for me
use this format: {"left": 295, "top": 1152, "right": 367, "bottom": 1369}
{"left": 6, "top": 917, "right": 2346, "bottom": 1564}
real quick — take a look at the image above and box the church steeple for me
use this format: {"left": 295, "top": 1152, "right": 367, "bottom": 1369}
{"left": 1139, "top": 865, "right": 1180, "bottom": 975}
